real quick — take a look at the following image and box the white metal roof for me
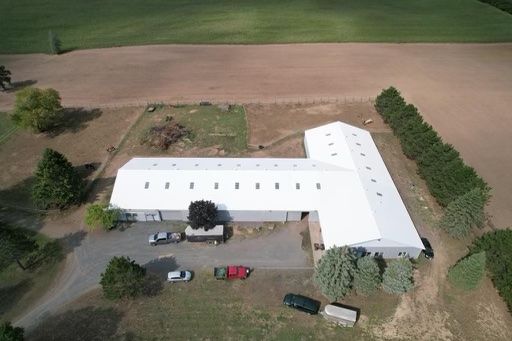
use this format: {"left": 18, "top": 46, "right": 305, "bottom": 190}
{"left": 110, "top": 122, "right": 423, "bottom": 250}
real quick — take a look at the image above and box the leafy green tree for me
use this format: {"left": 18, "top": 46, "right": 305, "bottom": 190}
{"left": 472, "top": 230, "right": 512, "bottom": 310}
{"left": 0, "top": 65, "right": 12, "bottom": 90}
{"left": 439, "top": 188, "right": 491, "bottom": 239}
{"left": 100, "top": 256, "right": 146, "bottom": 300}
{"left": 0, "top": 321, "right": 24, "bottom": 341}
{"left": 448, "top": 252, "right": 486, "bottom": 290}
{"left": 11, "top": 87, "right": 62, "bottom": 133}
{"left": 382, "top": 257, "right": 414, "bottom": 294}
{"left": 48, "top": 30, "right": 62, "bottom": 55}
{"left": 353, "top": 255, "right": 381, "bottom": 296}
{"left": 187, "top": 200, "right": 218, "bottom": 231}
{"left": 313, "top": 246, "right": 356, "bottom": 300}
{"left": 0, "top": 224, "right": 38, "bottom": 271}
{"left": 85, "top": 203, "right": 120, "bottom": 231}
{"left": 32, "top": 148, "right": 84, "bottom": 209}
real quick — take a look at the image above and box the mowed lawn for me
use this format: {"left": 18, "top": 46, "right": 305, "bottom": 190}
{"left": 2, "top": 0, "right": 512, "bottom": 53}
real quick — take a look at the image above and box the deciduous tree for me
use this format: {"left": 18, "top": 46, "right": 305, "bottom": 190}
{"left": 353, "top": 255, "right": 381, "bottom": 296}
{"left": 313, "top": 246, "right": 356, "bottom": 300}
{"left": 0, "top": 65, "right": 12, "bottom": 90}
{"left": 32, "top": 148, "right": 83, "bottom": 209}
{"left": 0, "top": 224, "right": 38, "bottom": 271}
{"left": 382, "top": 257, "right": 414, "bottom": 294}
{"left": 0, "top": 321, "right": 24, "bottom": 341}
{"left": 187, "top": 200, "right": 218, "bottom": 231}
{"left": 85, "top": 203, "right": 120, "bottom": 231}
{"left": 11, "top": 87, "right": 62, "bottom": 133}
{"left": 100, "top": 256, "right": 146, "bottom": 300}
{"left": 448, "top": 252, "right": 486, "bottom": 290}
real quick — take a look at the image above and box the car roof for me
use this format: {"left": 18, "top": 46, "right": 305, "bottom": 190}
{"left": 157, "top": 232, "right": 168, "bottom": 239}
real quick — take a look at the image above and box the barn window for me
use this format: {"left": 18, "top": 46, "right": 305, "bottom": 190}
{"left": 398, "top": 252, "right": 408, "bottom": 257}
{"left": 256, "top": 183, "right": 260, "bottom": 190}
{"left": 195, "top": 164, "right": 199, "bottom": 167}
{"left": 189, "top": 182, "right": 194, "bottom": 189}
{"left": 293, "top": 164, "right": 297, "bottom": 167}
{"left": 274, "top": 164, "right": 278, "bottom": 167}
{"left": 217, "top": 163, "right": 222, "bottom": 167}
{"left": 316, "top": 183, "right": 321, "bottom": 190}
{"left": 237, "top": 164, "right": 241, "bottom": 167}
{"left": 275, "top": 183, "right": 279, "bottom": 190}
{"left": 256, "top": 164, "right": 260, "bottom": 167}
{"left": 172, "top": 164, "right": 176, "bottom": 166}
{"left": 371, "top": 179, "right": 377, "bottom": 183}
{"left": 214, "top": 182, "right": 219, "bottom": 189}
{"left": 296, "top": 183, "right": 300, "bottom": 190}
{"left": 144, "top": 182, "right": 150, "bottom": 189}
{"left": 235, "top": 182, "right": 239, "bottom": 189}
{"left": 165, "top": 182, "right": 170, "bottom": 189}
{"left": 377, "top": 192, "right": 383, "bottom": 197}
{"left": 374, "top": 252, "right": 383, "bottom": 258}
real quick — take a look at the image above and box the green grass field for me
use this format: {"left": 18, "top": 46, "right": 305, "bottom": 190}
{"left": 1, "top": 0, "right": 512, "bottom": 53}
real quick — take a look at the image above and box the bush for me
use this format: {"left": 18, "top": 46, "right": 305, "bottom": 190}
{"left": 0, "top": 321, "right": 24, "bottom": 341}
{"left": 353, "top": 256, "right": 381, "bottom": 296}
{"left": 471, "top": 230, "right": 512, "bottom": 311}
{"left": 100, "top": 256, "right": 146, "bottom": 300}
{"left": 448, "top": 252, "right": 486, "bottom": 290}
{"left": 48, "top": 30, "right": 62, "bottom": 55}
{"left": 85, "top": 203, "right": 120, "bottom": 231}
{"left": 11, "top": 87, "right": 62, "bottom": 133}
{"left": 314, "top": 246, "right": 356, "bottom": 300}
{"left": 187, "top": 200, "right": 218, "bottom": 230}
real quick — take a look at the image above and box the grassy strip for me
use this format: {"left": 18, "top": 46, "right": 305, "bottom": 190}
{"left": 1, "top": 0, "right": 512, "bottom": 53}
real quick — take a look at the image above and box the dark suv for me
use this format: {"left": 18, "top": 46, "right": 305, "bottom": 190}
{"left": 421, "top": 237, "right": 434, "bottom": 260}
{"left": 283, "top": 294, "right": 321, "bottom": 315}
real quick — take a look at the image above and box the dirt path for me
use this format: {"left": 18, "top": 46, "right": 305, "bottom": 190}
{"left": 1, "top": 43, "right": 511, "bottom": 227}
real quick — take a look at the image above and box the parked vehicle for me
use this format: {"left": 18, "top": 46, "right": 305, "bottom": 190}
{"left": 149, "top": 232, "right": 182, "bottom": 246}
{"left": 320, "top": 304, "right": 358, "bottom": 327}
{"left": 421, "top": 237, "right": 434, "bottom": 260}
{"left": 214, "top": 265, "right": 250, "bottom": 280}
{"left": 167, "top": 270, "right": 192, "bottom": 283}
{"left": 283, "top": 294, "right": 321, "bottom": 315}
{"left": 185, "top": 225, "right": 225, "bottom": 244}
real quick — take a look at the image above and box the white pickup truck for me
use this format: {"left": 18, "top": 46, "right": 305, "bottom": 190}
{"left": 148, "top": 232, "right": 182, "bottom": 246}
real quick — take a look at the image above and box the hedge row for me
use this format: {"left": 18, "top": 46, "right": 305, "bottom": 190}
{"left": 374, "top": 87, "right": 489, "bottom": 207}
{"left": 478, "top": 0, "right": 512, "bottom": 15}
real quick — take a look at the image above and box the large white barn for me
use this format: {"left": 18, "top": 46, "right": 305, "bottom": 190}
{"left": 110, "top": 122, "right": 424, "bottom": 258}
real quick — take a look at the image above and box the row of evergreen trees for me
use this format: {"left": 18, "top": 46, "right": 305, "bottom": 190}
{"left": 375, "top": 87, "right": 490, "bottom": 239}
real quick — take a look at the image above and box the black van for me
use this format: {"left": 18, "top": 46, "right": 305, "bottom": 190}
{"left": 283, "top": 294, "right": 321, "bottom": 315}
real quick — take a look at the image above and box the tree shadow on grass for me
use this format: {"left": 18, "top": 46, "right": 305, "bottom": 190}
{"left": 142, "top": 257, "right": 180, "bottom": 296}
{"left": 47, "top": 107, "right": 102, "bottom": 138}
{"left": 4, "top": 79, "right": 38, "bottom": 92}
{"left": 0, "top": 176, "right": 38, "bottom": 212}
{"left": 27, "top": 306, "right": 126, "bottom": 341}
{"left": 82, "top": 176, "right": 117, "bottom": 205}
{"left": 0, "top": 279, "right": 33, "bottom": 318}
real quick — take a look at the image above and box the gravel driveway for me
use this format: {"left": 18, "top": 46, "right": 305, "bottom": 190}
{"left": 14, "top": 221, "right": 310, "bottom": 329}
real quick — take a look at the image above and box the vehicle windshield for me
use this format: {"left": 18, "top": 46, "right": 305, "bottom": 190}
{"left": 180, "top": 271, "right": 186, "bottom": 278}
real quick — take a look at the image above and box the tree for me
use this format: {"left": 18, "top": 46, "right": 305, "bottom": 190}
{"left": 11, "top": 87, "right": 62, "bottom": 133}
{"left": 353, "top": 255, "right": 381, "bottom": 296}
{"left": 448, "top": 252, "right": 486, "bottom": 290}
{"left": 439, "top": 188, "right": 491, "bottom": 239}
{"left": 472, "top": 230, "right": 512, "bottom": 310}
{"left": 187, "top": 200, "right": 218, "bottom": 231}
{"left": 382, "top": 257, "right": 414, "bottom": 294}
{"left": 32, "top": 148, "right": 84, "bottom": 209}
{"left": 313, "top": 245, "right": 356, "bottom": 300}
{"left": 0, "top": 224, "right": 38, "bottom": 271}
{"left": 0, "top": 321, "right": 24, "bottom": 341}
{"left": 0, "top": 65, "right": 12, "bottom": 90}
{"left": 85, "top": 203, "right": 120, "bottom": 231}
{"left": 100, "top": 256, "right": 146, "bottom": 300}
{"left": 48, "top": 30, "right": 62, "bottom": 55}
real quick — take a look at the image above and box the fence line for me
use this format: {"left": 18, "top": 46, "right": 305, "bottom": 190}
{"left": 62, "top": 96, "right": 375, "bottom": 110}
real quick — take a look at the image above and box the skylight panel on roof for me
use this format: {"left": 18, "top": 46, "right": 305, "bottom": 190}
{"left": 214, "top": 182, "right": 219, "bottom": 189}
{"left": 316, "top": 183, "right": 321, "bottom": 190}
{"left": 275, "top": 183, "right": 279, "bottom": 190}
{"left": 356, "top": 142, "right": 361, "bottom": 146}
{"left": 371, "top": 179, "right": 377, "bottom": 183}
{"left": 360, "top": 153, "right": 366, "bottom": 156}
{"left": 256, "top": 183, "right": 260, "bottom": 190}
{"left": 165, "top": 182, "right": 170, "bottom": 189}
{"left": 145, "top": 182, "right": 149, "bottom": 189}
{"left": 328, "top": 143, "right": 334, "bottom": 146}
{"left": 377, "top": 192, "right": 383, "bottom": 197}
{"left": 235, "top": 182, "right": 239, "bottom": 189}
{"left": 296, "top": 183, "right": 300, "bottom": 190}
{"left": 218, "top": 163, "right": 222, "bottom": 167}
{"left": 326, "top": 133, "right": 331, "bottom": 136}
{"left": 190, "top": 182, "right": 194, "bottom": 189}
{"left": 366, "top": 166, "right": 372, "bottom": 170}
{"left": 331, "top": 153, "right": 337, "bottom": 156}
{"left": 172, "top": 164, "right": 176, "bottom": 166}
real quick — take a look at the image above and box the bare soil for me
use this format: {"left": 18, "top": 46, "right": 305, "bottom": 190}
{"left": 1, "top": 43, "right": 511, "bottom": 227}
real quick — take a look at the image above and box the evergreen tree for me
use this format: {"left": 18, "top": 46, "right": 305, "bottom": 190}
{"left": 374, "top": 87, "right": 406, "bottom": 123}
{"left": 11, "top": 87, "right": 62, "bottom": 133}
{"left": 439, "top": 188, "right": 491, "bottom": 239}
{"left": 448, "top": 252, "right": 486, "bottom": 290}
{"left": 382, "top": 257, "right": 414, "bottom": 294}
{"left": 32, "top": 148, "right": 84, "bottom": 209}
{"left": 48, "top": 30, "right": 62, "bottom": 55}
{"left": 0, "top": 65, "right": 12, "bottom": 90}
{"left": 0, "top": 224, "right": 38, "bottom": 271}
{"left": 313, "top": 245, "right": 356, "bottom": 300}
{"left": 100, "top": 256, "right": 146, "bottom": 300}
{"left": 187, "top": 200, "right": 218, "bottom": 231}
{"left": 353, "top": 255, "right": 381, "bottom": 295}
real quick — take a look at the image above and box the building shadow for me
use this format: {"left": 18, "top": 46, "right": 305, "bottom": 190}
{"left": 26, "top": 306, "right": 125, "bottom": 341}
{"left": 47, "top": 107, "right": 102, "bottom": 138}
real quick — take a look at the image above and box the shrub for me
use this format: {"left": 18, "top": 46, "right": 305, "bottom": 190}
{"left": 100, "top": 256, "right": 146, "bottom": 300}
{"left": 382, "top": 257, "right": 414, "bottom": 294}
{"left": 85, "top": 203, "right": 120, "bottom": 231}
{"left": 11, "top": 87, "right": 62, "bottom": 133}
{"left": 48, "top": 30, "right": 62, "bottom": 55}
{"left": 353, "top": 256, "right": 381, "bottom": 295}
{"left": 314, "top": 246, "right": 356, "bottom": 300}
